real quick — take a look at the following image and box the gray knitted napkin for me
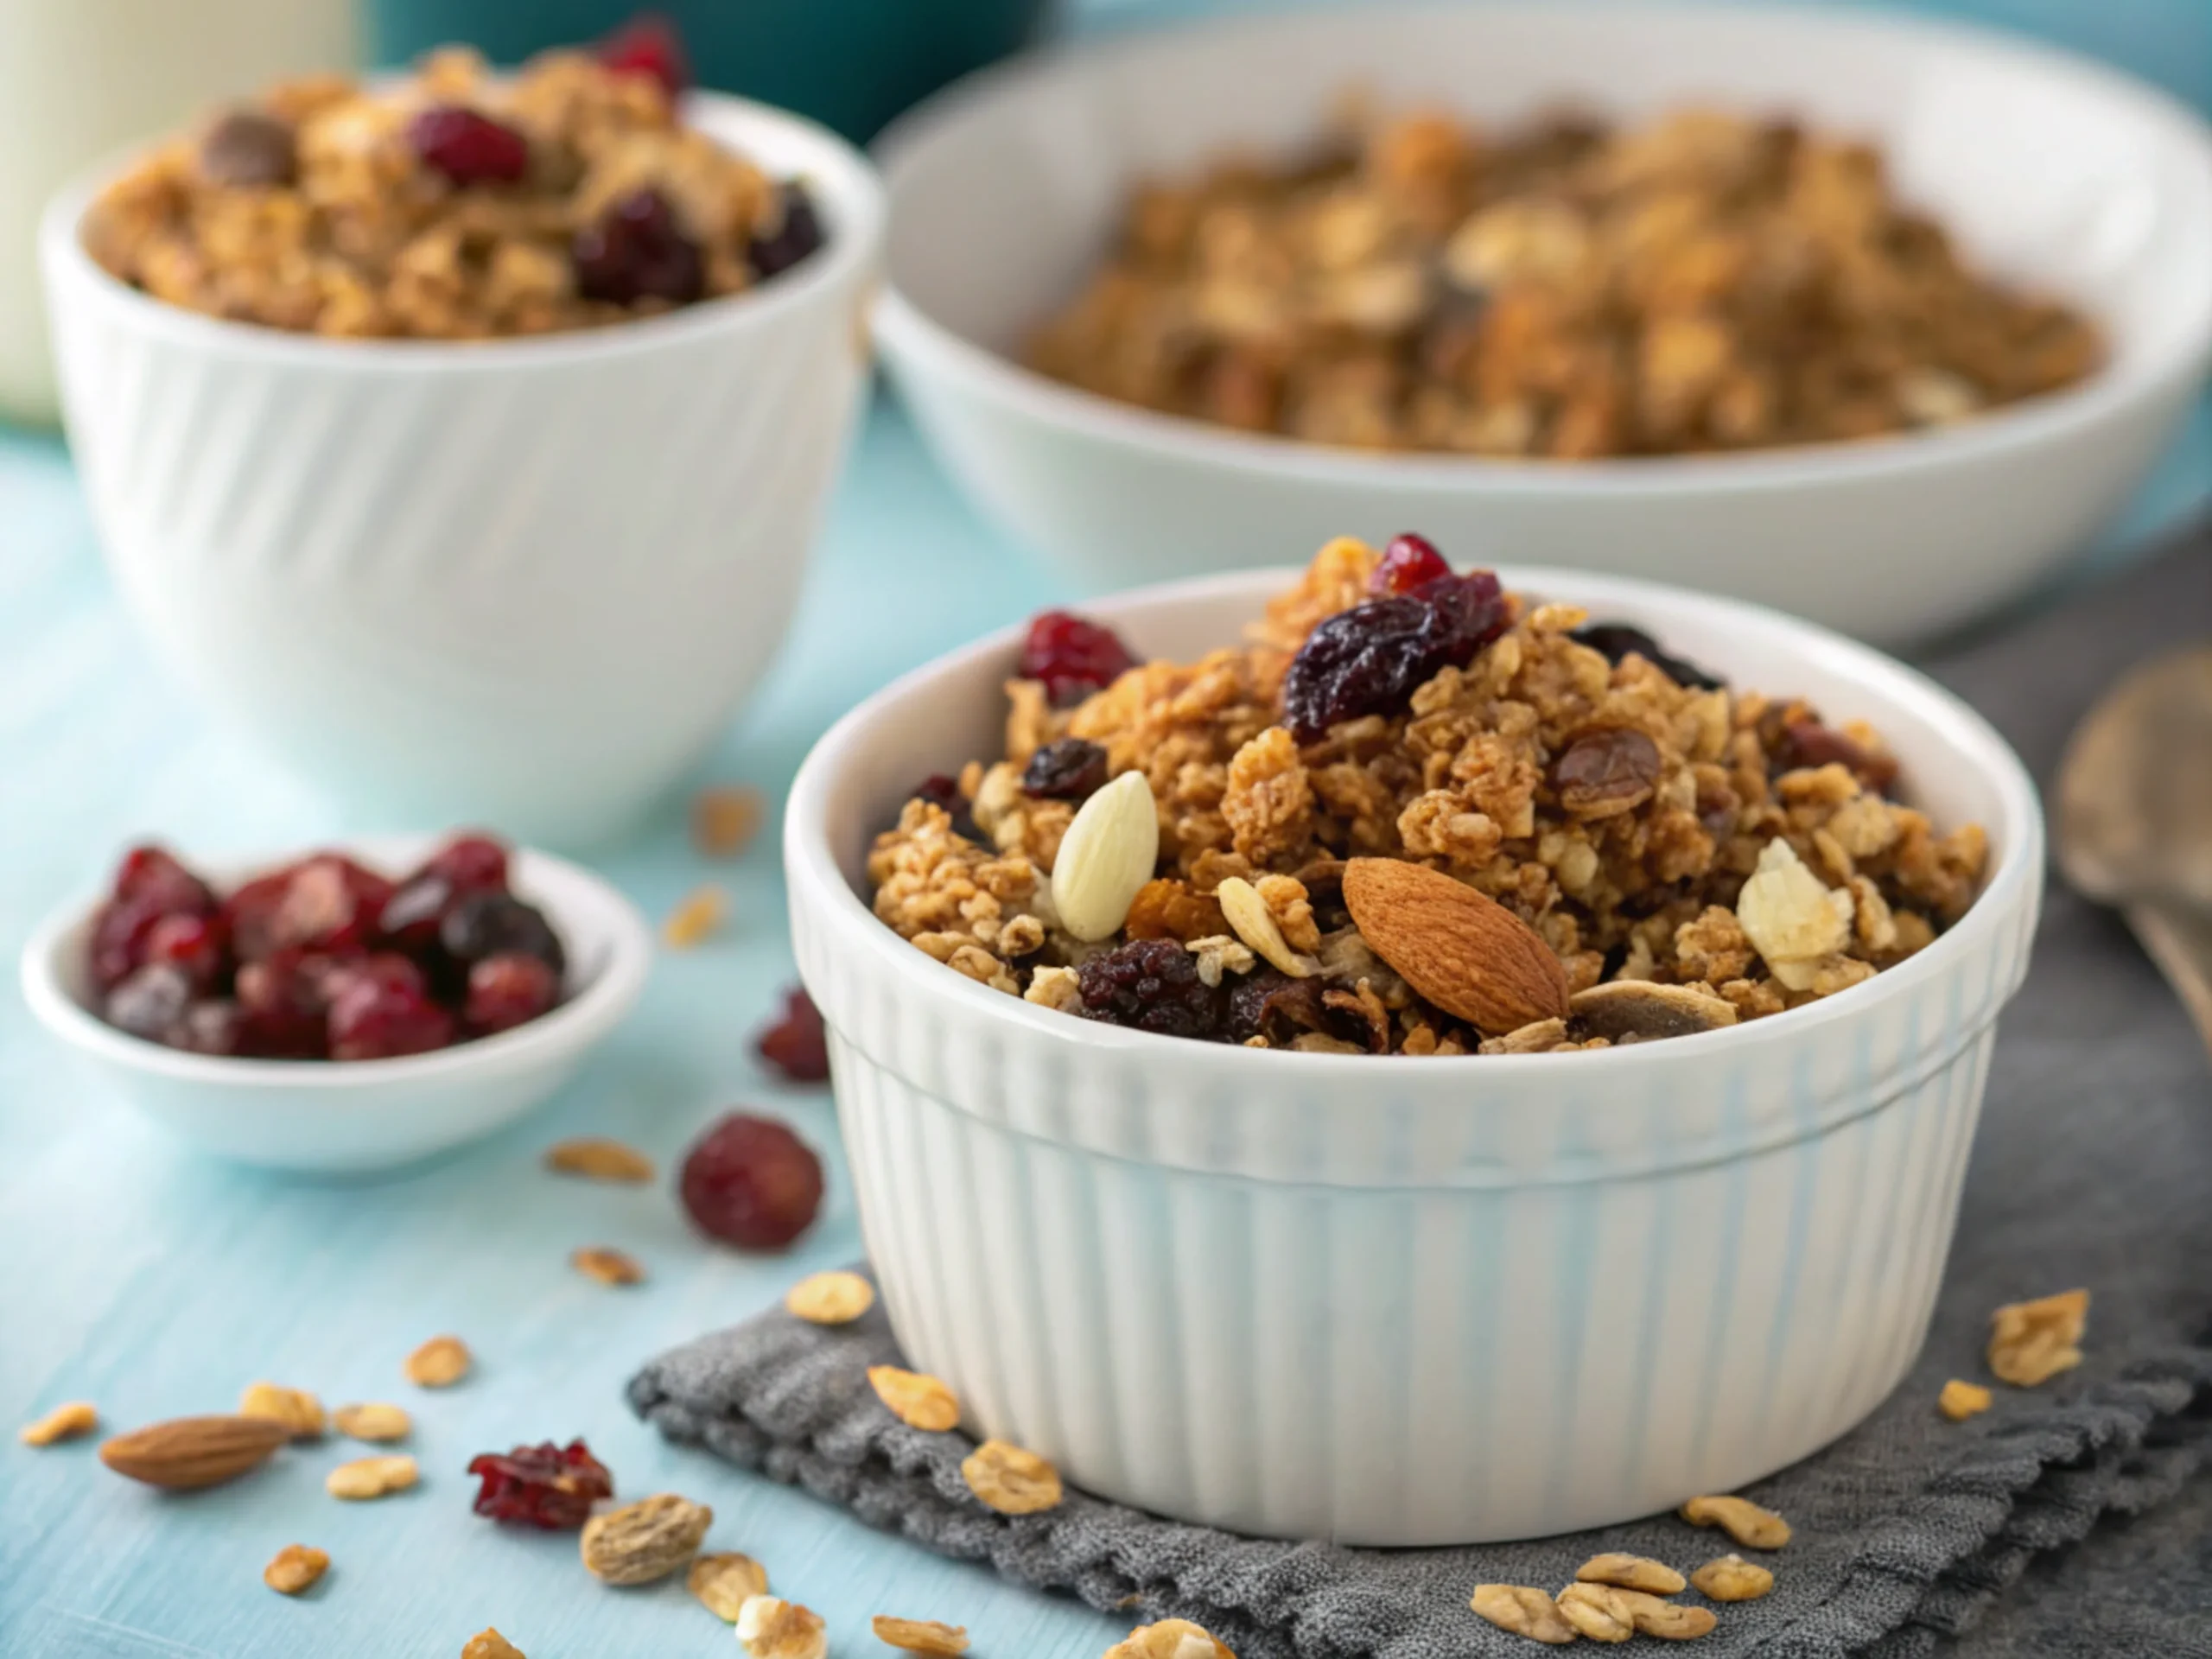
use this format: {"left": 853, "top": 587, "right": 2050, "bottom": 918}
{"left": 631, "top": 527, "right": 2212, "bottom": 1657}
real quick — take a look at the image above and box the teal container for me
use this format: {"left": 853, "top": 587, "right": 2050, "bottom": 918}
{"left": 368, "top": 0, "right": 1052, "bottom": 142}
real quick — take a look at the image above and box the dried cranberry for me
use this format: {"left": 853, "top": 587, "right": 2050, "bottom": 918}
{"left": 1076, "top": 938, "right": 1220, "bottom": 1039}
{"left": 226, "top": 855, "right": 390, "bottom": 962}
{"left": 747, "top": 182, "right": 823, "bottom": 281}
{"left": 467, "top": 1438, "right": 614, "bottom": 1529}
{"left": 1018, "top": 611, "right": 1135, "bottom": 708}
{"left": 465, "top": 953, "right": 559, "bottom": 1036}
{"left": 1226, "top": 969, "right": 1337, "bottom": 1045}
{"left": 1570, "top": 621, "right": 1726, "bottom": 692}
{"left": 378, "top": 835, "right": 511, "bottom": 955}
{"left": 440, "top": 893, "right": 565, "bottom": 976}
{"left": 174, "top": 1001, "right": 244, "bottom": 1057}
{"left": 1776, "top": 718, "right": 1901, "bottom": 791}
{"left": 597, "top": 12, "right": 690, "bottom": 98}
{"left": 1368, "top": 532, "right": 1452, "bottom": 595}
{"left": 1020, "top": 738, "right": 1109, "bottom": 801}
{"left": 327, "top": 955, "right": 452, "bottom": 1061}
{"left": 678, "top": 1112, "right": 824, "bottom": 1250}
{"left": 103, "top": 966, "right": 193, "bottom": 1044}
{"left": 1552, "top": 728, "right": 1662, "bottom": 818}
{"left": 88, "top": 898, "right": 170, "bottom": 995}
{"left": 1281, "top": 570, "right": 1507, "bottom": 741}
{"left": 573, "top": 189, "right": 704, "bottom": 307}
{"left": 408, "top": 105, "right": 530, "bottom": 187}
{"left": 753, "top": 987, "right": 829, "bottom": 1083}
{"left": 423, "top": 834, "right": 510, "bottom": 895}
{"left": 235, "top": 950, "right": 334, "bottom": 1059}
{"left": 143, "top": 912, "right": 230, "bottom": 991}
{"left": 113, "top": 845, "right": 215, "bottom": 915}
{"left": 909, "top": 775, "right": 981, "bottom": 841}
{"left": 198, "top": 110, "right": 296, "bottom": 188}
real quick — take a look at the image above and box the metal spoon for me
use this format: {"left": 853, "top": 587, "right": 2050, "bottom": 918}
{"left": 2056, "top": 645, "right": 2212, "bottom": 1054}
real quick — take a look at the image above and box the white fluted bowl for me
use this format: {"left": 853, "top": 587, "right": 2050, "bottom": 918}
{"left": 41, "top": 95, "right": 883, "bottom": 849}
{"left": 786, "top": 566, "right": 2043, "bottom": 1544}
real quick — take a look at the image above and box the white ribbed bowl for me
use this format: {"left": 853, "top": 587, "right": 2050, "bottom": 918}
{"left": 786, "top": 566, "right": 2043, "bottom": 1545}
{"left": 41, "top": 96, "right": 883, "bottom": 849}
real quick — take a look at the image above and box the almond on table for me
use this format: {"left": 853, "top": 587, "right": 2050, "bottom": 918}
{"left": 571, "top": 1245, "right": 645, "bottom": 1286}
{"left": 326, "top": 1453, "right": 417, "bottom": 1500}
{"left": 785, "top": 1269, "right": 874, "bottom": 1325}
{"left": 98, "top": 1414, "right": 289, "bottom": 1490}
{"left": 960, "top": 1438, "right": 1064, "bottom": 1516}
{"left": 263, "top": 1543, "right": 329, "bottom": 1595}
{"left": 693, "top": 785, "right": 767, "bottom": 857}
{"left": 662, "top": 883, "right": 730, "bottom": 949}
{"left": 404, "top": 1334, "right": 473, "bottom": 1388}
{"left": 19, "top": 1402, "right": 99, "bottom": 1446}
{"left": 543, "top": 1136, "right": 655, "bottom": 1183}
{"left": 332, "top": 1402, "right": 411, "bottom": 1442}
{"left": 867, "top": 1364, "right": 961, "bottom": 1432}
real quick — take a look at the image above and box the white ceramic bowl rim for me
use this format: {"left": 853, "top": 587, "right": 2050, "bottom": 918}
{"left": 41, "top": 89, "right": 884, "bottom": 372}
{"left": 873, "top": 0, "right": 2212, "bottom": 497}
{"left": 19, "top": 837, "right": 652, "bottom": 1088}
{"left": 787, "top": 563, "right": 2043, "bottom": 1084}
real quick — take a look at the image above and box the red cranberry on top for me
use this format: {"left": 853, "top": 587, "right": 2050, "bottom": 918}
{"left": 597, "top": 12, "right": 691, "bottom": 99}
{"left": 407, "top": 105, "right": 531, "bottom": 187}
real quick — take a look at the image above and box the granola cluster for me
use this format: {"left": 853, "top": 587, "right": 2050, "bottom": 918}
{"left": 1029, "top": 105, "right": 2100, "bottom": 457}
{"left": 82, "top": 46, "right": 819, "bottom": 339}
{"left": 868, "top": 536, "right": 1988, "bottom": 1053}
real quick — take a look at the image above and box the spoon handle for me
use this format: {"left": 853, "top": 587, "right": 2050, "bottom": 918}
{"left": 2125, "top": 902, "right": 2212, "bottom": 1061}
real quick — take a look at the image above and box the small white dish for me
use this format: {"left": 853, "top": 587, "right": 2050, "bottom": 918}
{"left": 786, "top": 563, "right": 2043, "bottom": 1544}
{"left": 18, "top": 836, "right": 652, "bottom": 1173}
{"left": 874, "top": 1, "right": 2212, "bottom": 645}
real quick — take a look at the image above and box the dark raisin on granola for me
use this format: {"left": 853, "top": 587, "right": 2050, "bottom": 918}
{"left": 1076, "top": 938, "right": 1220, "bottom": 1039}
{"left": 1281, "top": 569, "right": 1507, "bottom": 741}
{"left": 1570, "top": 621, "right": 1726, "bottom": 691}
{"left": 1553, "top": 728, "right": 1662, "bottom": 818}
{"left": 1225, "top": 969, "right": 1337, "bottom": 1045}
{"left": 572, "top": 188, "right": 705, "bottom": 306}
{"left": 910, "top": 773, "right": 982, "bottom": 841}
{"left": 1774, "top": 715, "right": 1901, "bottom": 792}
{"left": 1020, "top": 738, "right": 1109, "bottom": 801}
{"left": 747, "top": 181, "right": 824, "bottom": 281}
{"left": 197, "top": 111, "right": 297, "bottom": 188}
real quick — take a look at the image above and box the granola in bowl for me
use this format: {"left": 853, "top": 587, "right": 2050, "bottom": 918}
{"left": 80, "top": 34, "right": 825, "bottom": 340}
{"left": 1028, "top": 104, "right": 2101, "bottom": 459}
{"left": 867, "top": 535, "right": 1988, "bottom": 1054}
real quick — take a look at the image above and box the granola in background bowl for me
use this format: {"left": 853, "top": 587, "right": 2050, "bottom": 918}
{"left": 868, "top": 534, "right": 1987, "bottom": 1053}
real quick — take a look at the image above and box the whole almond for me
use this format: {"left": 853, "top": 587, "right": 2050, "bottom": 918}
{"left": 99, "top": 1414, "right": 290, "bottom": 1490}
{"left": 1342, "top": 860, "right": 1570, "bottom": 1033}
{"left": 1050, "top": 770, "right": 1160, "bottom": 942}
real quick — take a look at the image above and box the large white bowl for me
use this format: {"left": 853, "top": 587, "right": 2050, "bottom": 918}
{"left": 785, "top": 564, "right": 2044, "bottom": 1544}
{"left": 41, "top": 95, "right": 883, "bottom": 849}
{"left": 874, "top": 2, "right": 2212, "bottom": 646}
{"left": 19, "top": 836, "right": 652, "bottom": 1173}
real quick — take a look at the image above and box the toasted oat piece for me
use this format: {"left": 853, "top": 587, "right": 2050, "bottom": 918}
{"left": 331, "top": 1402, "right": 411, "bottom": 1442}
{"left": 404, "top": 1335, "right": 473, "bottom": 1388}
{"left": 694, "top": 785, "right": 767, "bottom": 857}
{"left": 238, "top": 1382, "right": 325, "bottom": 1440}
{"left": 1988, "top": 1288, "right": 2089, "bottom": 1386}
{"left": 736, "top": 1593, "right": 828, "bottom": 1659}
{"left": 1576, "top": 1553, "right": 1688, "bottom": 1594}
{"left": 461, "top": 1631, "right": 524, "bottom": 1659}
{"left": 868, "top": 1364, "right": 961, "bottom": 1432}
{"left": 263, "top": 1543, "right": 329, "bottom": 1595}
{"left": 1690, "top": 1554, "right": 1774, "bottom": 1602}
{"left": 872, "top": 1615, "right": 970, "bottom": 1654}
{"left": 960, "top": 1438, "right": 1064, "bottom": 1515}
{"left": 663, "top": 883, "right": 730, "bottom": 949}
{"left": 1104, "top": 1619, "right": 1237, "bottom": 1658}
{"left": 1939, "top": 1378, "right": 1994, "bottom": 1421}
{"left": 543, "top": 1136, "right": 655, "bottom": 1183}
{"left": 327, "top": 1453, "right": 417, "bottom": 1500}
{"left": 786, "top": 1269, "right": 875, "bottom": 1325}
{"left": 572, "top": 1245, "right": 645, "bottom": 1286}
{"left": 1680, "top": 1492, "right": 1790, "bottom": 1550}
{"left": 18, "top": 1402, "right": 98, "bottom": 1446}
{"left": 1470, "top": 1584, "right": 1577, "bottom": 1643}
{"left": 690, "top": 1552, "right": 771, "bottom": 1620}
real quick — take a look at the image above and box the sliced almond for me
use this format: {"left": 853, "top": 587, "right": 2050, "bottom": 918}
{"left": 332, "top": 1402, "right": 411, "bottom": 1443}
{"left": 1938, "top": 1378, "right": 1993, "bottom": 1421}
{"left": 326, "top": 1453, "right": 416, "bottom": 1500}
{"left": 1342, "top": 858, "right": 1570, "bottom": 1033}
{"left": 867, "top": 1365, "right": 961, "bottom": 1432}
{"left": 872, "top": 1616, "right": 970, "bottom": 1655}
{"left": 960, "top": 1438, "right": 1062, "bottom": 1515}
{"left": 1049, "top": 770, "right": 1160, "bottom": 942}
{"left": 693, "top": 785, "right": 766, "bottom": 857}
{"left": 99, "top": 1414, "right": 289, "bottom": 1490}
{"left": 19, "top": 1402, "right": 98, "bottom": 1446}
{"left": 263, "top": 1543, "right": 329, "bottom": 1595}
{"left": 1568, "top": 980, "right": 1737, "bottom": 1044}
{"left": 404, "top": 1334, "right": 472, "bottom": 1388}
{"left": 785, "top": 1269, "right": 874, "bottom": 1325}
{"left": 238, "top": 1382, "right": 325, "bottom": 1440}
{"left": 1216, "top": 876, "right": 1318, "bottom": 976}
{"left": 663, "top": 883, "right": 730, "bottom": 950}
{"left": 690, "top": 1552, "right": 771, "bottom": 1621}
{"left": 543, "top": 1137, "right": 655, "bottom": 1183}
{"left": 572, "top": 1246, "right": 645, "bottom": 1286}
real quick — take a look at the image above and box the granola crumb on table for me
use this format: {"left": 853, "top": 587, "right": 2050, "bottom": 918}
{"left": 869, "top": 537, "right": 1988, "bottom": 1054}
{"left": 1027, "top": 104, "right": 2100, "bottom": 458}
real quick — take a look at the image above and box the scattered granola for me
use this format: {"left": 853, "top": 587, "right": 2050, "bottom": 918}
{"left": 263, "top": 1543, "right": 330, "bottom": 1595}
{"left": 238, "top": 1382, "right": 326, "bottom": 1440}
{"left": 1679, "top": 1493, "right": 1791, "bottom": 1550}
{"left": 1987, "top": 1288, "right": 2089, "bottom": 1386}
{"left": 327, "top": 1453, "right": 419, "bottom": 1499}
{"left": 83, "top": 35, "right": 826, "bottom": 340}
{"left": 786, "top": 1269, "right": 876, "bottom": 1325}
{"left": 663, "top": 883, "right": 730, "bottom": 949}
{"left": 405, "top": 1334, "right": 474, "bottom": 1388}
{"left": 1104, "top": 1618, "right": 1238, "bottom": 1659}
{"left": 1689, "top": 1554, "right": 1775, "bottom": 1602}
{"left": 18, "top": 1402, "right": 99, "bottom": 1446}
{"left": 332, "top": 1402, "right": 411, "bottom": 1442}
{"left": 694, "top": 785, "right": 768, "bottom": 857}
{"left": 736, "top": 1594, "right": 830, "bottom": 1659}
{"left": 960, "top": 1438, "right": 1065, "bottom": 1516}
{"left": 868, "top": 1364, "right": 963, "bottom": 1432}
{"left": 580, "top": 1491, "right": 713, "bottom": 1585}
{"left": 1028, "top": 104, "right": 2099, "bottom": 457}
{"left": 690, "top": 1552, "right": 772, "bottom": 1620}
{"left": 868, "top": 537, "right": 1986, "bottom": 1050}
{"left": 1938, "top": 1378, "right": 1995, "bottom": 1421}
{"left": 543, "top": 1136, "right": 656, "bottom": 1183}
{"left": 1470, "top": 1584, "right": 1578, "bottom": 1644}
{"left": 873, "top": 1615, "right": 971, "bottom": 1654}
{"left": 462, "top": 1630, "right": 525, "bottom": 1659}
{"left": 571, "top": 1245, "right": 646, "bottom": 1286}
{"left": 1575, "top": 1554, "right": 1688, "bottom": 1595}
